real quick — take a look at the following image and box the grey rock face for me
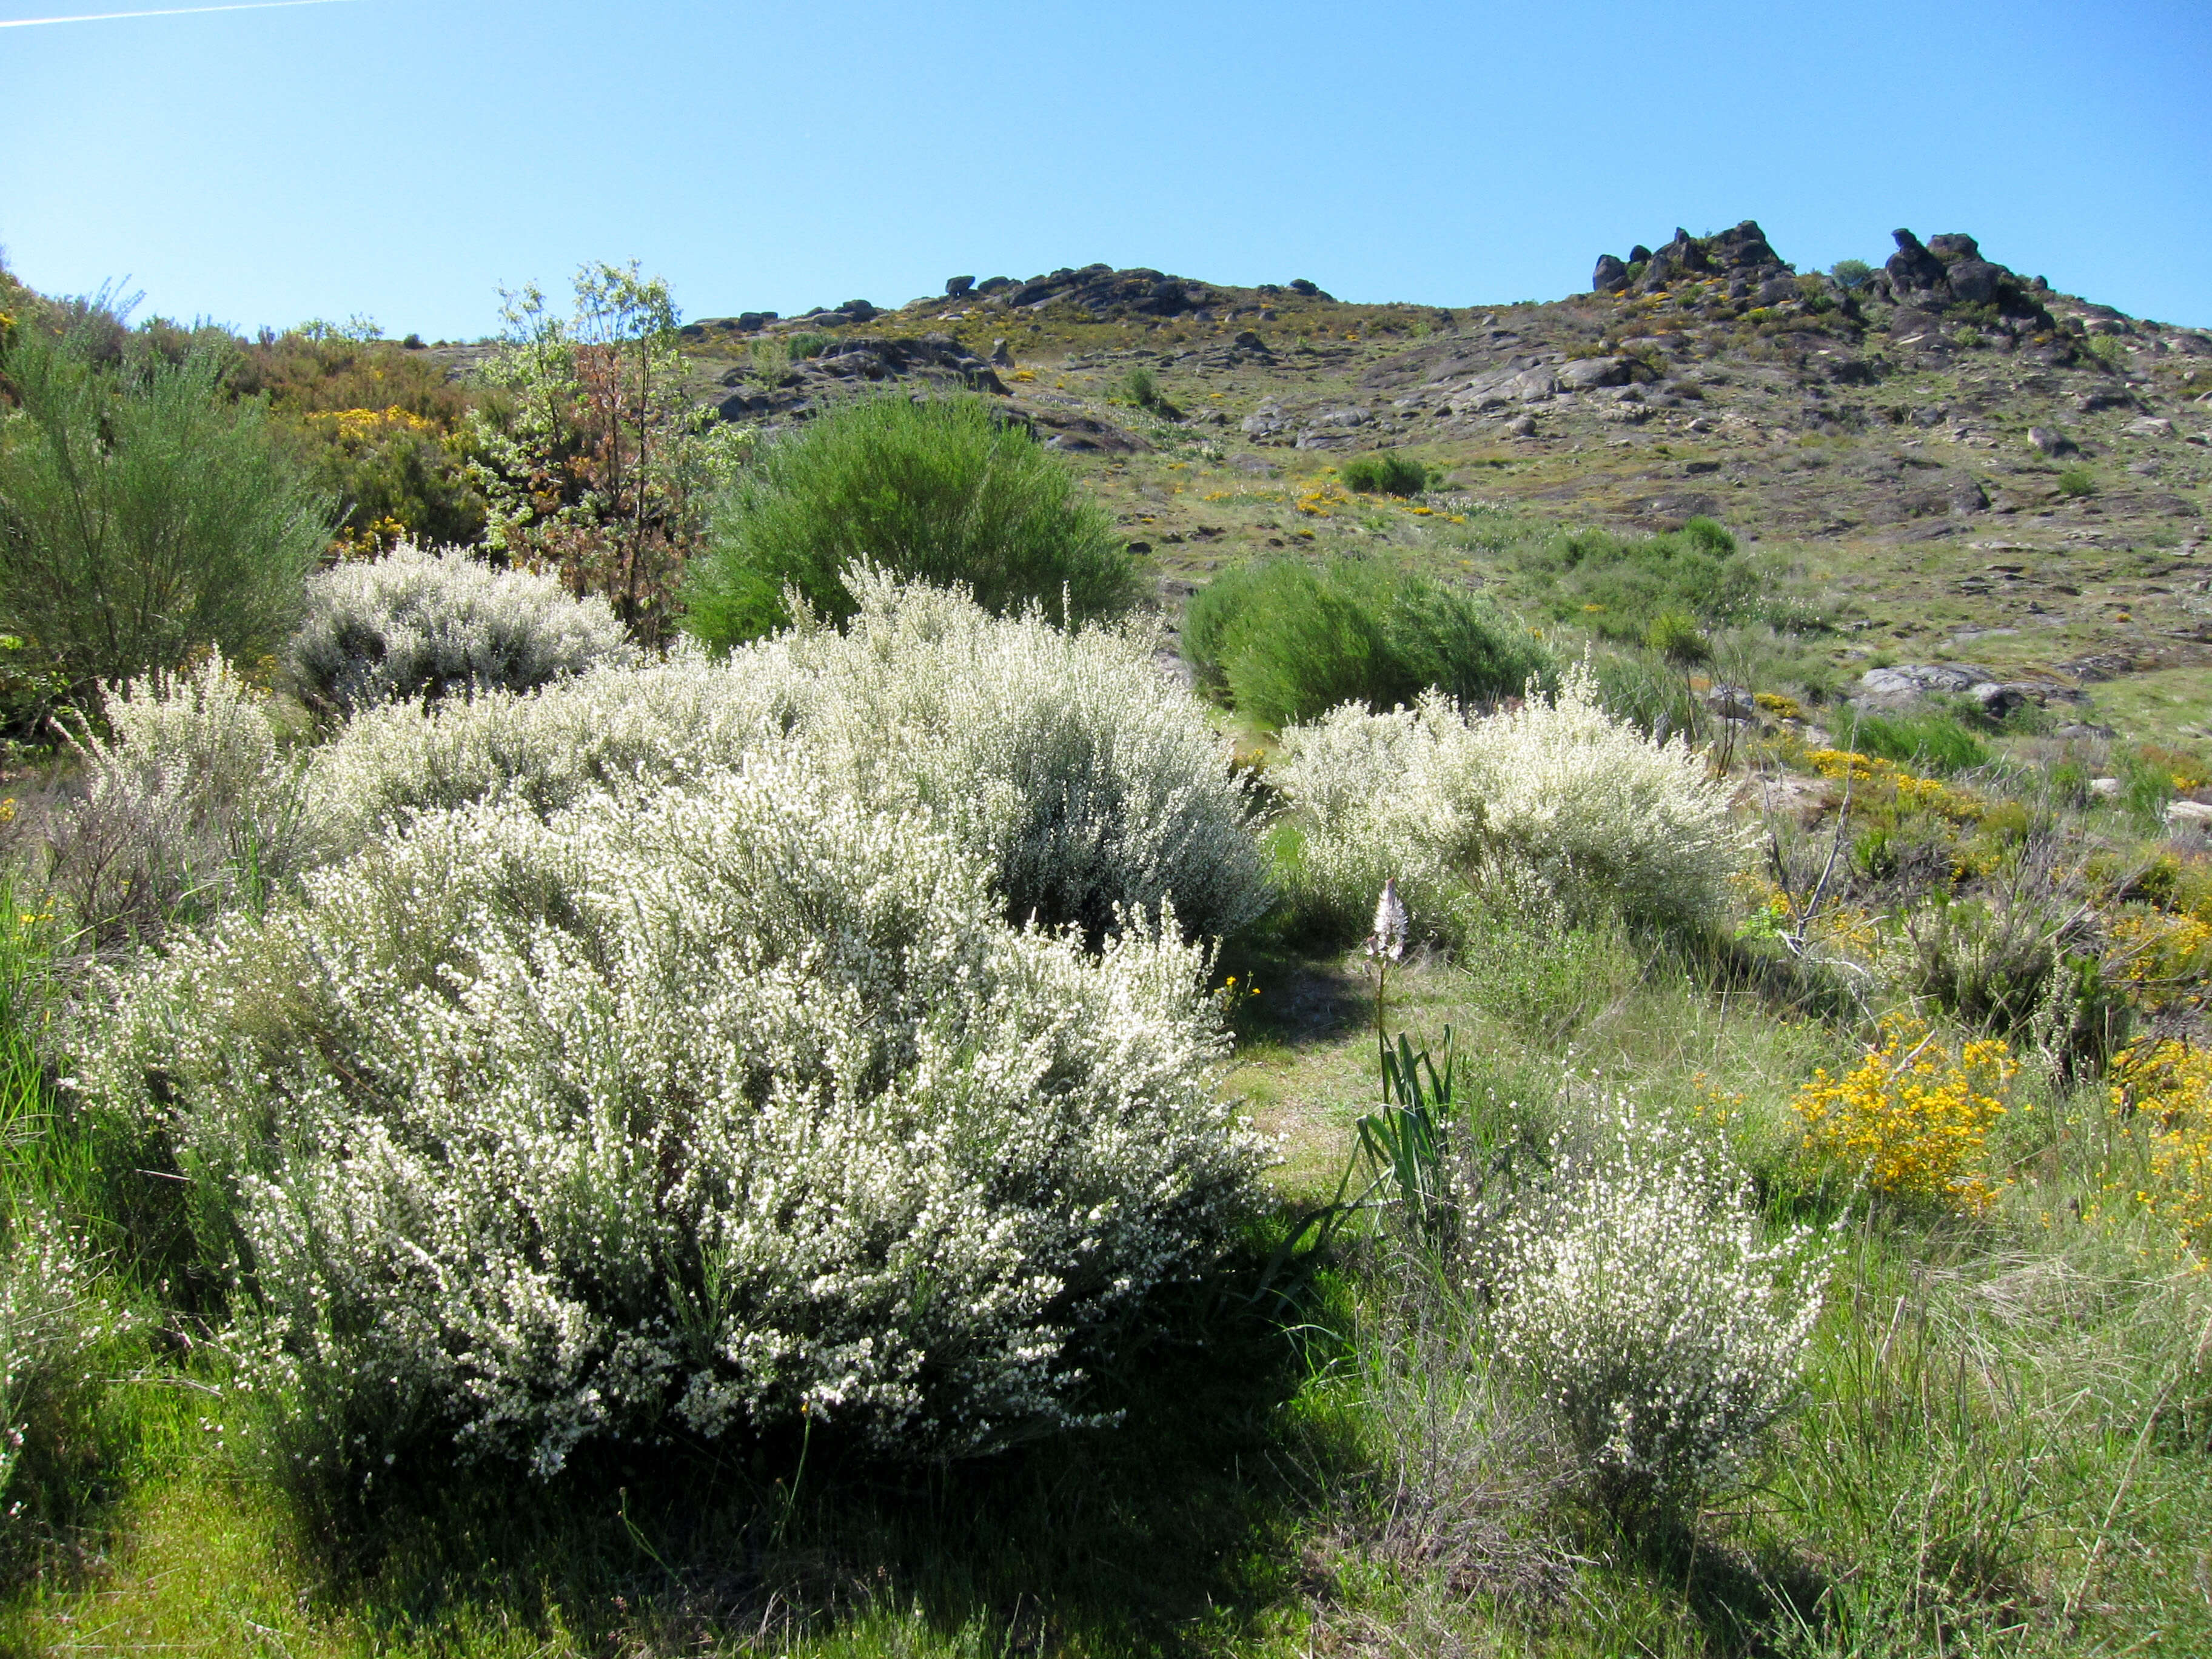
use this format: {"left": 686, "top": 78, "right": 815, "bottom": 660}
{"left": 2028, "top": 426, "right": 2078, "bottom": 457}
{"left": 1945, "top": 258, "right": 2004, "bottom": 305}
{"left": 1560, "top": 357, "right": 1631, "bottom": 390}
{"left": 1593, "top": 253, "right": 1631, "bottom": 294}
{"left": 1887, "top": 229, "right": 1950, "bottom": 298}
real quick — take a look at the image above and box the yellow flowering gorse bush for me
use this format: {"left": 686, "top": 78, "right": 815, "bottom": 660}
{"left": 2106, "top": 1040, "right": 2212, "bottom": 1255}
{"left": 1805, "top": 748, "right": 1977, "bottom": 819}
{"left": 1793, "top": 1014, "right": 2016, "bottom": 1210}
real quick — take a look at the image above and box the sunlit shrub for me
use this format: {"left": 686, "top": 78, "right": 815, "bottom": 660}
{"left": 88, "top": 763, "right": 1265, "bottom": 1480}
{"left": 1792, "top": 1013, "right": 2016, "bottom": 1210}
{"left": 44, "top": 657, "right": 312, "bottom": 949}
{"left": 287, "top": 541, "right": 637, "bottom": 718}
{"left": 1338, "top": 452, "right": 1433, "bottom": 497}
{"left": 310, "top": 574, "right": 1268, "bottom": 943}
{"left": 1184, "top": 558, "right": 1550, "bottom": 731}
{"left": 1848, "top": 712, "right": 1991, "bottom": 776}
{"left": 0, "top": 317, "right": 334, "bottom": 695}
{"left": 1272, "top": 664, "right": 1749, "bottom": 945}
{"left": 1486, "top": 1102, "right": 1831, "bottom": 1513}
{"left": 0, "top": 1208, "right": 122, "bottom": 1518}
{"left": 684, "top": 394, "right": 1140, "bottom": 643}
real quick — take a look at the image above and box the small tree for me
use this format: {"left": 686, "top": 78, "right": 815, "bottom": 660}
{"left": 468, "top": 263, "right": 743, "bottom": 645}
{"left": 0, "top": 315, "right": 334, "bottom": 699}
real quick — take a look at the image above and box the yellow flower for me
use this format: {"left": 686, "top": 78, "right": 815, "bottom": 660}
{"left": 1793, "top": 1013, "right": 2015, "bottom": 1210}
{"left": 2108, "top": 1040, "right": 2212, "bottom": 1254}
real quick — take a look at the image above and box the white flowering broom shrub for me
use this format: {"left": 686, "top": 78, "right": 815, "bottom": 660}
{"left": 45, "top": 657, "right": 312, "bottom": 948}
{"left": 307, "top": 572, "right": 1269, "bottom": 942}
{"left": 1272, "top": 664, "right": 1748, "bottom": 946}
{"left": 1484, "top": 1104, "right": 1831, "bottom": 1512}
{"left": 762, "top": 572, "right": 1270, "bottom": 941}
{"left": 287, "top": 542, "right": 638, "bottom": 718}
{"left": 0, "top": 1208, "right": 119, "bottom": 1515}
{"left": 87, "top": 761, "right": 1265, "bottom": 1480}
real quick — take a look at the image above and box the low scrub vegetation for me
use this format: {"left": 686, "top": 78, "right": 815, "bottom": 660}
{"left": 4, "top": 276, "right": 2211, "bottom": 1655}
{"left": 0, "top": 311, "right": 335, "bottom": 697}
{"left": 1270, "top": 663, "right": 1749, "bottom": 945}
{"left": 1338, "top": 451, "right": 1433, "bottom": 496}
{"left": 92, "top": 765, "right": 1261, "bottom": 1482}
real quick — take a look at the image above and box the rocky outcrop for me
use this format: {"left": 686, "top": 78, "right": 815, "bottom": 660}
{"left": 1854, "top": 663, "right": 2090, "bottom": 714}
{"left": 1592, "top": 220, "right": 1794, "bottom": 297}
{"left": 712, "top": 332, "right": 1005, "bottom": 422}
{"left": 986, "top": 265, "right": 1222, "bottom": 320}
{"left": 1874, "top": 230, "right": 2055, "bottom": 330}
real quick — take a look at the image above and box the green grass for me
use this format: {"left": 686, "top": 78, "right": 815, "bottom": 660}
{"left": 1848, "top": 710, "right": 1994, "bottom": 774}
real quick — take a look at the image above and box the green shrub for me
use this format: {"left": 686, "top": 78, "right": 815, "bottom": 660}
{"left": 1183, "top": 558, "right": 1550, "bottom": 730}
{"left": 0, "top": 315, "right": 336, "bottom": 697}
{"left": 1503, "top": 517, "right": 1827, "bottom": 645}
{"left": 1339, "top": 452, "right": 1432, "bottom": 497}
{"left": 2057, "top": 466, "right": 2098, "bottom": 498}
{"left": 1644, "top": 608, "right": 1711, "bottom": 666}
{"left": 1829, "top": 259, "right": 1875, "bottom": 292}
{"left": 1119, "top": 366, "right": 1163, "bottom": 409}
{"left": 785, "top": 331, "right": 833, "bottom": 360}
{"left": 683, "top": 394, "right": 1141, "bottom": 644}
{"left": 1850, "top": 712, "right": 1991, "bottom": 774}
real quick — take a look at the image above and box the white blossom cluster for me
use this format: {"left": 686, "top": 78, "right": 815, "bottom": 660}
{"left": 307, "top": 570, "right": 1270, "bottom": 941}
{"left": 87, "top": 759, "right": 1265, "bottom": 1476}
{"left": 46, "top": 656, "right": 314, "bottom": 947}
{"left": 1272, "top": 664, "right": 1749, "bottom": 945}
{"left": 1483, "top": 1105, "right": 1830, "bottom": 1505}
{"left": 0, "top": 1207, "right": 115, "bottom": 1507}
{"left": 286, "top": 542, "right": 638, "bottom": 718}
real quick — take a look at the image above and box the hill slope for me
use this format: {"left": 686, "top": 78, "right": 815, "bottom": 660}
{"left": 643, "top": 224, "right": 2211, "bottom": 740}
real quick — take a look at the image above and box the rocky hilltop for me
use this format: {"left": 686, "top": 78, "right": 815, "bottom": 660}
{"left": 614, "top": 221, "right": 2210, "bottom": 739}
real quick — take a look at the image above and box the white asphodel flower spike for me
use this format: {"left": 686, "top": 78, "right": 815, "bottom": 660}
{"left": 1368, "top": 877, "right": 1408, "bottom": 963}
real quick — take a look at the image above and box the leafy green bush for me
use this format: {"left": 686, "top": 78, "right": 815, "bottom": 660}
{"left": 1850, "top": 712, "right": 1991, "bottom": 774}
{"left": 1339, "top": 452, "right": 1432, "bottom": 497}
{"left": 1829, "top": 259, "right": 1875, "bottom": 291}
{"left": 1183, "top": 558, "right": 1550, "bottom": 730}
{"left": 683, "top": 395, "right": 1141, "bottom": 644}
{"left": 2057, "top": 466, "right": 2098, "bottom": 498}
{"left": 1119, "top": 366, "right": 1163, "bottom": 409}
{"left": 0, "top": 316, "right": 336, "bottom": 695}
{"left": 88, "top": 765, "right": 1263, "bottom": 1481}
{"left": 1501, "top": 516, "right": 1828, "bottom": 645}
{"left": 1644, "top": 607, "right": 1711, "bottom": 665}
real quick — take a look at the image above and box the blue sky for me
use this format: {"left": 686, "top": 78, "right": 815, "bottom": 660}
{"left": 4, "top": 0, "right": 2208, "bottom": 338}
